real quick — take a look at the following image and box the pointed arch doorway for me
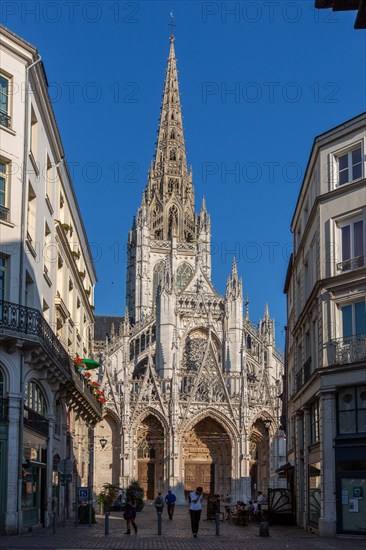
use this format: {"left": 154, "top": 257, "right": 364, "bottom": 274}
{"left": 136, "top": 415, "right": 164, "bottom": 499}
{"left": 183, "top": 417, "right": 231, "bottom": 497}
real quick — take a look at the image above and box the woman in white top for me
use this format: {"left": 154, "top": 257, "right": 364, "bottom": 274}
{"left": 188, "top": 486, "right": 203, "bottom": 537}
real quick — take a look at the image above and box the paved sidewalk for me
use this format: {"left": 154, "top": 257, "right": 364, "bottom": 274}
{"left": 0, "top": 503, "right": 365, "bottom": 550}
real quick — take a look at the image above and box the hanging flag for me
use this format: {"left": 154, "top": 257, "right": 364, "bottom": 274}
{"left": 81, "top": 358, "right": 100, "bottom": 369}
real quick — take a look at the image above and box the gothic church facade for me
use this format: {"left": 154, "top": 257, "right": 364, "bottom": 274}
{"left": 94, "top": 36, "right": 285, "bottom": 503}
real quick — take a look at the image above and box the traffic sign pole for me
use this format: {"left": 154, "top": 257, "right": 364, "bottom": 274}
{"left": 75, "top": 488, "right": 79, "bottom": 527}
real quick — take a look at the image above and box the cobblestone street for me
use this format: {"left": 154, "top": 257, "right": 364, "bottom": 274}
{"left": 1, "top": 503, "right": 365, "bottom": 550}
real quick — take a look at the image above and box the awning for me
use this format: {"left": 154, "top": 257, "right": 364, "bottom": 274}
{"left": 276, "top": 461, "right": 295, "bottom": 474}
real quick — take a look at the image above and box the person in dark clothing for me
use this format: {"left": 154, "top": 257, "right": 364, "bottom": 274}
{"left": 154, "top": 492, "right": 164, "bottom": 515}
{"left": 165, "top": 489, "right": 177, "bottom": 519}
{"left": 188, "top": 486, "right": 203, "bottom": 537}
{"left": 123, "top": 495, "right": 137, "bottom": 534}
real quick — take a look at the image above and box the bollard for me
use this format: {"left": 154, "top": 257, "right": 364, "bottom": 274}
{"left": 104, "top": 512, "right": 109, "bottom": 536}
{"left": 52, "top": 511, "right": 56, "bottom": 534}
{"left": 259, "top": 521, "right": 270, "bottom": 537}
{"left": 215, "top": 512, "right": 220, "bottom": 536}
{"left": 157, "top": 511, "right": 162, "bottom": 535}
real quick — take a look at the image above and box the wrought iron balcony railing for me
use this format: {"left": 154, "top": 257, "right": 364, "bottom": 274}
{"left": 0, "top": 110, "right": 11, "bottom": 128}
{"left": 331, "top": 334, "right": 366, "bottom": 365}
{"left": 337, "top": 255, "right": 364, "bottom": 273}
{"left": 0, "top": 300, "right": 102, "bottom": 416}
{"left": 0, "top": 299, "right": 71, "bottom": 371}
{"left": 0, "top": 205, "right": 9, "bottom": 222}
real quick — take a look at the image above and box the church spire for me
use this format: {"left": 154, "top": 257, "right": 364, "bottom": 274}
{"left": 153, "top": 35, "right": 187, "bottom": 172}
{"left": 145, "top": 34, "right": 195, "bottom": 243}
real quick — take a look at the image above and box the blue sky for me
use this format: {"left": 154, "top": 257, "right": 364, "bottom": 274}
{"left": 2, "top": 1, "right": 365, "bottom": 350}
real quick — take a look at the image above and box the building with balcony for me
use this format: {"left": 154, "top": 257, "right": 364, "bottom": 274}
{"left": 0, "top": 26, "right": 101, "bottom": 534}
{"left": 284, "top": 113, "right": 366, "bottom": 536}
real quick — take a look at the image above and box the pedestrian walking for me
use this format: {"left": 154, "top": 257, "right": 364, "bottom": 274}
{"left": 257, "top": 491, "right": 266, "bottom": 510}
{"left": 154, "top": 492, "right": 164, "bottom": 515}
{"left": 188, "top": 486, "right": 203, "bottom": 538}
{"left": 123, "top": 495, "right": 137, "bottom": 535}
{"left": 165, "top": 489, "right": 177, "bottom": 519}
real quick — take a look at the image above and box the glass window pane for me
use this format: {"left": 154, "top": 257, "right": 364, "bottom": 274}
{"left": 339, "top": 411, "right": 356, "bottom": 434}
{"left": 352, "top": 148, "right": 361, "bottom": 164}
{"left": 338, "top": 154, "right": 348, "bottom": 171}
{"left": 342, "top": 305, "right": 353, "bottom": 338}
{"left": 352, "top": 163, "right": 362, "bottom": 181}
{"left": 357, "top": 410, "right": 366, "bottom": 433}
{"left": 0, "top": 76, "right": 8, "bottom": 112}
{"left": 354, "top": 301, "right": 366, "bottom": 335}
{"left": 354, "top": 221, "right": 363, "bottom": 258}
{"left": 341, "top": 225, "right": 351, "bottom": 261}
{"left": 339, "top": 387, "right": 355, "bottom": 411}
{"left": 339, "top": 168, "right": 349, "bottom": 185}
{"left": 357, "top": 387, "right": 366, "bottom": 409}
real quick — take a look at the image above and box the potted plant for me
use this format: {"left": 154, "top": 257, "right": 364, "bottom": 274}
{"left": 61, "top": 223, "right": 71, "bottom": 233}
{"left": 97, "top": 483, "right": 121, "bottom": 514}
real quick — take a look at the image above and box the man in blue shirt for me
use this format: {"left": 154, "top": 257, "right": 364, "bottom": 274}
{"left": 164, "top": 489, "right": 177, "bottom": 519}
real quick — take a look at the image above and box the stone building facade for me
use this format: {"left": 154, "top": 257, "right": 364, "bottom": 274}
{"left": 284, "top": 113, "right": 366, "bottom": 536}
{"left": 0, "top": 26, "right": 101, "bottom": 534}
{"left": 94, "top": 35, "right": 285, "bottom": 503}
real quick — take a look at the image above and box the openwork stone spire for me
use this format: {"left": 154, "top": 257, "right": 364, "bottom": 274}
{"left": 145, "top": 35, "right": 195, "bottom": 243}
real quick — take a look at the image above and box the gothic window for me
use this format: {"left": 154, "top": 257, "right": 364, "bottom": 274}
{"left": 168, "top": 205, "right": 178, "bottom": 238}
{"left": 171, "top": 113, "right": 174, "bottom": 120}
{"left": 247, "top": 335, "right": 252, "bottom": 349}
{"left": 183, "top": 335, "right": 208, "bottom": 372}
{"left": 168, "top": 178, "right": 179, "bottom": 194}
{"left": 141, "top": 333, "right": 146, "bottom": 352}
{"left": 176, "top": 263, "right": 193, "bottom": 293}
{"left": 137, "top": 440, "right": 155, "bottom": 459}
{"left": 152, "top": 261, "right": 165, "bottom": 304}
{"left": 170, "top": 149, "right": 176, "bottom": 161}
{"left": 170, "top": 130, "right": 175, "bottom": 140}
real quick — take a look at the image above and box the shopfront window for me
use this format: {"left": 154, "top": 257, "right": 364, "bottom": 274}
{"left": 340, "top": 477, "right": 366, "bottom": 533}
{"left": 337, "top": 386, "right": 366, "bottom": 435}
{"left": 309, "top": 462, "right": 321, "bottom": 527}
{"left": 21, "top": 466, "right": 39, "bottom": 509}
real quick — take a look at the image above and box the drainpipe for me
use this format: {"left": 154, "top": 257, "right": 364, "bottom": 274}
{"left": 19, "top": 54, "right": 42, "bottom": 305}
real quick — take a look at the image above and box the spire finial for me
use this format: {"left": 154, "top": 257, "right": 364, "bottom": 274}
{"left": 201, "top": 196, "right": 206, "bottom": 211}
{"left": 169, "top": 11, "right": 176, "bottom": 41}
{"left": 232, "top": 257, "right": 238, "bottom": 277}
{"left": 264, "top": 302, "right": 269, "bottom": 319}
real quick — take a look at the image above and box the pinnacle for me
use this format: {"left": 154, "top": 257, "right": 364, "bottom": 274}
{"left": 264, "top": 302, "right": 269, "bottom": 319}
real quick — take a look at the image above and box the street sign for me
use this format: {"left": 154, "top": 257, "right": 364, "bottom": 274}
{"left": 79, "top": 487, "right": 89, "bottom": 500}
{"left": 59, "top": 473, "right": 73, "bottom": 486}
{"left": 57, "top": 459, "right": 73, "bottom": 474}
